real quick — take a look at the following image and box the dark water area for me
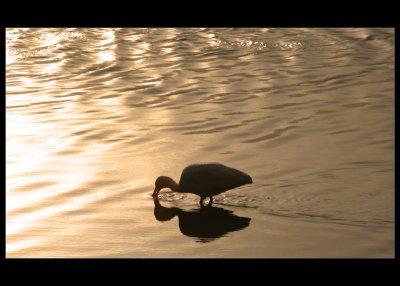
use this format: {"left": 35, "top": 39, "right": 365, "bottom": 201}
{"left": 6, "top": 28, "right": 394, "bottom": 257}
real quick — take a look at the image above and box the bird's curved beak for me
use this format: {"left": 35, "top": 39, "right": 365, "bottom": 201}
{"left": 152, "top": 187, "right": 159, "bottom": 198}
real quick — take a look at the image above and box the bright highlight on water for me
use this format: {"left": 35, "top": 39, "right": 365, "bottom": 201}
{"left": 6, "top": 28, "right": 394, "bottom": 258}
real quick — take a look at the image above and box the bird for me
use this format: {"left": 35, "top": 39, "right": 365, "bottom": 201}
{"left": 152, "top": 163, "right": 253, "bottom": 206}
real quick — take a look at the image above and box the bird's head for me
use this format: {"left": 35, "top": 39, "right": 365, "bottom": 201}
{"left": 152, "top": 176, "right": 179, "bottom": 197}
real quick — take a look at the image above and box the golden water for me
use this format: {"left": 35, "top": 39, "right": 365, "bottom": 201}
{"left": 6, "top": 28, "right": 394, "bottom": 257}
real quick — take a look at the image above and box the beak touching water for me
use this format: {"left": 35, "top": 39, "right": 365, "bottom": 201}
{"left": 152, "top": 187, "right": 159, "bottom": 198}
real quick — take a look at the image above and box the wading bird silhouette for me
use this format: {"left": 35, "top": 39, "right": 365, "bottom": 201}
{"left": 152, "top": 163, "right": 252, "bottom": 206}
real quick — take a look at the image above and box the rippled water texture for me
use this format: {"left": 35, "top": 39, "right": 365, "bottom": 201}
{"left": 6, "top": 28, "right": 394, "bottom": 258}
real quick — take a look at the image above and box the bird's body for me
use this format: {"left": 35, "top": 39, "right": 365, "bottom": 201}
{"left": 153, "top": 163, "right": 252, "bottom": 206}
{"left": 179, "top": 164, "right": 252, "bottom": 197}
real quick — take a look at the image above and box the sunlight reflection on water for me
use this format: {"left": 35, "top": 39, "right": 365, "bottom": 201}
{"left": 6, "top": 28, "right": 394, "bottom": 258}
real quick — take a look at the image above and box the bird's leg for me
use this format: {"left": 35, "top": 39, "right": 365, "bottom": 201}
{"left": 200, "top": 197, "right": 213, "bottom": 207}
{"left": 200, "top": 197, "right": 206, "bottom": 207}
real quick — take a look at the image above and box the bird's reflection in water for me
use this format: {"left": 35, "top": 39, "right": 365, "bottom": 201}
{"left": 153, "top": 197, "right": 251, "bottom": 243}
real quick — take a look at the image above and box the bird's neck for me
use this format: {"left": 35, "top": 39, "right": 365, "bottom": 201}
{"left": 168, "top": 178, "right": 180, "bottom": 193}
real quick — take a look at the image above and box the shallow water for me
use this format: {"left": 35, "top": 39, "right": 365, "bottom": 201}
{"left": 6, "top": 28, "right": 394, "bottom": 258}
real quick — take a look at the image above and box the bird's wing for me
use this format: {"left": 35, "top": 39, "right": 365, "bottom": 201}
{"left": 180, "top": 164, "right": 252, "bottom": 196}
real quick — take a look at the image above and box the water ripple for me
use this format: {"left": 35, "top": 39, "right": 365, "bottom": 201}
{"left": 6, "top": 28, "right": 394, "bottom": 258}
{"left": 242, "top": 126, "right": 298, "bottom": 143}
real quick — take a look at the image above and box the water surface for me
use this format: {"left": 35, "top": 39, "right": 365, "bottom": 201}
{"left": 6, "top": 28, "right": 394, "bottom": 257}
